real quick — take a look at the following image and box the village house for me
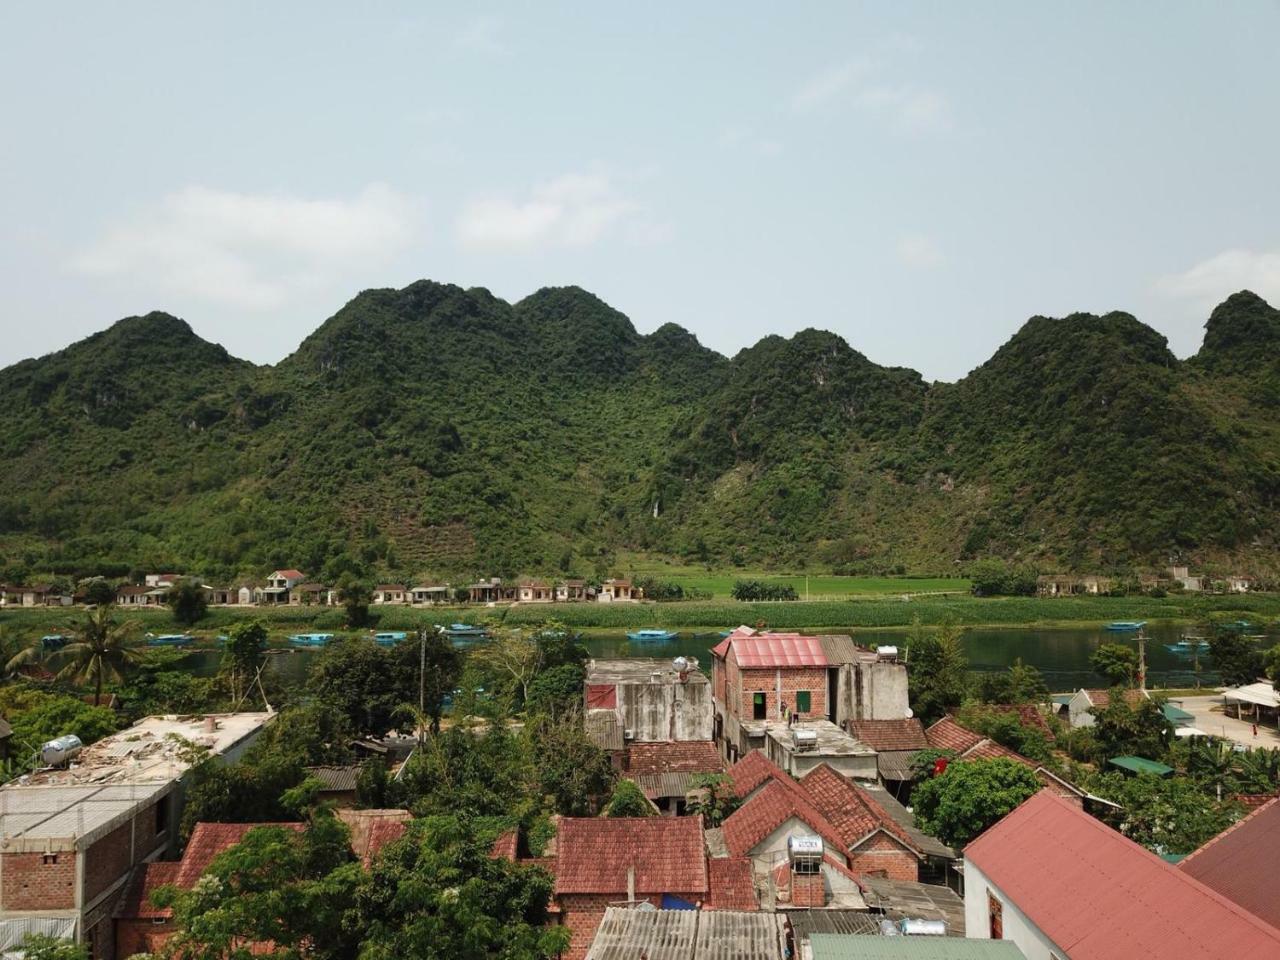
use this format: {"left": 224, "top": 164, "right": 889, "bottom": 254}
{"left": 114, "top": 584, "right": 157, "bottom": 607}
{"left": 556, "top": 578, "right": 588, "bottom": 602}
{"left": 468, "top": 578, "right": 518, "bottom": 603}
{"left": 0, "top": 712, "right": 274, "bottom": 959}
{"left": 1178, "top": 797, "right": 1280, "bottom": 929}
{"left": 517, "top": 578, "right": 553, "bottom": 603}
{"left": 764, "top": 720, "right": 876, "bottom": 780}
{"left": 235, "top": 582, "right": 257, "bottom": 605}
{"left": 0, "top": 585, "right": 23, "bottom": 606}
{"left": 287, "top": 582, "right": 330, "bottom": 605}
{"left": 334, "top": 808, "right": 411, "bottom": 868}
{"left": 410, "top": 583, "right": 451, "bottom": 604}
{"left": 617, "top": 740, "right": 726, "bottom": 815}
{"left": 847, "top": 718, "right": 930, "bottom": 792}
{"left": 710, "top": 629, "right": 909, "bottom": 763}
{"left": 258, "top": 569, "right": 306, "bottom": 605}
{"left": 597, "top": 578, "right": 636, "bottom": 602}
{"left": 304, "top": 765, "right": 363, "bottom": 807}
{"left": 585, "top": 658, "right": 714, "bottom": 747}
{"left": 721, "top": 752, "right": 925, "bottom": 890}
{"left": 1064, "top": 687, "right": 1150, "bottom": 728}
{"left": 1035, "top": 574, "right": 1113, "bottom": 597}
{"left": 143, "top": 574, "right": 180, "bottom": 588}
{"left": 925, "top": 716, "right": 1088, "bottom": 808}
{"left": 1226, "top": 575, "right": 1254, "bottom": 593}
{"left": 202, "top": 585, "right": 236, "bottom": 606}
{"left": 372, "top": 583, "right": 408, "bottom": 605}
{"left": 965, "top": 790, "right": 1280, "bottom": 960}
{"left": 1169, "top": 564, "right": 1204, "bottom": 592}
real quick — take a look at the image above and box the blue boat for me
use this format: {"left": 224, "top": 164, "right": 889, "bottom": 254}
{"left": 147, "top": 633, "right": 195, "bottom": 647}
{"left": 627, "top": 629, "right": 679, "bottom": 643}
{"left": 39, "top": 634, "right": 69, "bottom": 651}
{"left": 372, "top": 631, "right": 408, "bottom": 646}
{"left": 1105, "top": 621, "right": 1147, "bottom": 632}
{"left": 288, "top": 633, "right": 333, "bottom": 648}
{"left": 1165, "top": 636, "right": 1209, "bottom": 655}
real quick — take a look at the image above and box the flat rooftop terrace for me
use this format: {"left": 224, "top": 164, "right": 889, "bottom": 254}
{"left": 758, "top": 720, "right": 874, "bottom": 757}
{"left": 586, "top": 658, "right": 709, "bottom": 684}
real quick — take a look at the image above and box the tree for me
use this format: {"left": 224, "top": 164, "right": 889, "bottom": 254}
{"left": 604, "top": 779, "right": 653, "bottom": 817}
{"left": 1091, "top": 643, "right": 1138, "bottom": 687}
{"left": 118, "top": 650, "right": 216, "bottom": 719}
{"left": 166, "top": 579, "right": 208, "bottom": 626}
{"left": 687, "top": 772, "right": 740, "bottom": 826}
{"left": 306, "top": 638, "right": 419, "bottom": 736}
{"left": 911, "top": 758, "right": 1042, "bottom": 847}
{"left": 222, "top": 619, "right": 267, "bottom": 709}
{"left": 527, "top": 709, "right": 615, "bottom": 816}
{"left": 13, "top": 935, "right": 88, "bottom": 960}
{"left": 19, "top": 606, "right": 143, "bottom": 705}
{"left": 958, "top": 705, "right": 1052, "bottom": 763}
{"left": 526, "top": 663, "right": 585, "bottom": 718}
{"left": 1209, "top": 624, "right": 1263, "bottom": 687}
{"left": 472, "top": 630, "right": 543, "bottom": 710}
{"left": 1, "top": 690, "right": 119, "bottom": 773}
{"left": 81, "top": 578, "right": 116, "bottom": 607}
{"left": 1090, "top": 693, "right": 1171, "bottom": 762}
{"left": 907, "top": 623, "right": 969, "bottom": 723}
{"left": 336, "top": 575, "right": 372, "bottom": 628}
{"left": 1090, "top": 773, "right": 1238, "bottom": 856}
{"left": 975, "top": 658, "right": 1049, "bottom": 704}
{"left": 350, "top": 816, "right": 569, "bottom": 960}
{"left": 418, "top": 629, "right": 463, "bottom": 734}
{"left": 356, "top": 756, "right": 391, "bottom": 808}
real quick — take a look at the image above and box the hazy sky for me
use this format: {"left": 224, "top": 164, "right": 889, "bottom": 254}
{"left": 3, "top": 3, "right": 1279, "bottom": 380}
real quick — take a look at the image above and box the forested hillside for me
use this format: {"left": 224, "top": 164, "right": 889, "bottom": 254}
{"left": 1, "top": 282, "right": 1277, "bottom": 583}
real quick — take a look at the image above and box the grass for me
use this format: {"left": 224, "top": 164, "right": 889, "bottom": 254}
{"left": 622, "top": 559, "right": 971, "bottom": 599}
{"left": 8, "top": 592, "right": 1279, "bottom": 640}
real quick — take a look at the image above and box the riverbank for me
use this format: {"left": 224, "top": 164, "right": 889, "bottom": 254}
{"left": 3, "top": 592, "right": 1279, "bottom": 635}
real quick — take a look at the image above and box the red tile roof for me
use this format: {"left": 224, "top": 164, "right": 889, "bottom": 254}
{"left": 1179, "top": 798, "right": 1280, "bottom": 929}
{"left": 721, "top": 779, "right": 847, "bottom": 859}
{"left": 625, "top": 741, "right": 726, "bottom": 777}
{"left": 848, "top": 719, "right": 929, "bottom": 752}
{"left": 924, "top": 715, "right": 984, "bottom": 753}
{"left": 554, "top": 817, "right": 707, "bottom": 895}
{"left": 176, "top": 822, "right": 305, "bottom": 886}
{"left": 272, "top": 569, "right": 305, "bottom": 579}
{"left": 335, "top": 809, "right": 412, "bottom": 868}
{"left": 114, "top": 861, "right": 180, "bottom": 919}
{"left": 966, "top": 791, "right": 1280, "bottom": 959}
{"left": 705, "top": 857, "right": 758, "bottom": 911}
{"left": 800, "top": 764, "right": 922, "bottom": 856}
{"left": 727, "top": 750, "right": 789, "bottom": 798}
{"left": 1080, "top": 688, "right": 1149, "bottom": 710}
{"left": 724, "top": 634, "right": 829, "bottom": 668}
{"left": 491, "top": 828, "right": 519, "bottom": 861}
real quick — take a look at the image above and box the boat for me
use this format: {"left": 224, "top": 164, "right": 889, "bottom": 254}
{"left": 146, "top": 633, "right": 195, "bottom": 647}
{"left": 443, "top": 623, "right": 490, "bottom": 638}
{"left": 288, "top": 633, "right": 334, "bottom": 648}
{"left": 626, "top": 629, "right": 679, "bottom": 643}
{"left": 1165, "top": 636, "right": 1209, "bottom": 655}
{"left": 1105, "top": 621, "right": 1147, "bottom": 632}
{"left": 39, "top": 634, "right": 69, "bottom": 651}
{"left": 372, "top": 631, "right": 408, "bottom": 646}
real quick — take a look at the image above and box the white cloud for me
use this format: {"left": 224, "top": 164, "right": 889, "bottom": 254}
{"left": 791, "top": 55, "right": 951, "bottom": 133}
{"left": 719, "top": 126, "right": 784, "bottom": 158}
{"left": 1155, "top": 248, "right": 1280, "bottom": 308}
{"left": 456, "top": 174, "right": 642, "bottom": 251}
{"left": 74, "top": 184, "right": 414, "bottom": 310}
{"left": 896, "top": 235, "right": 944, "bottom": 269}
{"left": 454, "top": 15, "right": 508, "bottom": 56}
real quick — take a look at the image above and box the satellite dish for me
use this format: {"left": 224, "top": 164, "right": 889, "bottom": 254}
{"left": 904, "top": 708, "right": 914, "bottom": 719}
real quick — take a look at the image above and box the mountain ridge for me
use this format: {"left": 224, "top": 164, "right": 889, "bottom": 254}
{"left": 0, "top": 281, "right": 1275, "bottom": 582}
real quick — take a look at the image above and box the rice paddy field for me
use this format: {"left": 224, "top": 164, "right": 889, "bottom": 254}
{"left": 624, "top": 566, "right": 971, "bottom": 600}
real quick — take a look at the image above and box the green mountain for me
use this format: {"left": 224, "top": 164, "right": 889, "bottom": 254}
{"left": 1, "top": 282, "right": 1276, "bottom": 583}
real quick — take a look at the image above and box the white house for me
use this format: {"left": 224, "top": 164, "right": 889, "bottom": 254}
{"left": 259, "top": 569, "right": 305, "bottom": 605}
{"left": 1065, "top": 687, "right": 1149, "bottom": 728}
{"left": 372, "top": 584, "right": 408, "bottom": 604}
{"left": 597, "top": 578, "right": 636, "bottom": 603}
{"left": 964, "top": 790, "right": 1280, "bottom": 959}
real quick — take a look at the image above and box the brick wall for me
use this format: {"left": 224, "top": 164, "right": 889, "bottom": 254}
{"left": 84, "top": 821, "right": 134, "bottom": 904}
{"left": 713, "top": 657, "right": 727, "bottom": 703}
{"left": 735, "top": 666, "right": 828, "bottom": 722}
{"left": 0, "top": 850, "right": 76, "bottom": 910}
{"left": 847, "top": 833, "right": 920, "bottom": 882}
{"left": 115, "top": 918, "right": 174, "bottom": 959}
{"left": 791, "top": 871, "right": 825, "bottom": 907}
{"left": 132, "top": 799, "right": 169, "bottom": 860}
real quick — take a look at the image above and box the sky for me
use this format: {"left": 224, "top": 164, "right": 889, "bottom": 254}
{"left": 3, "top": 2, "right": 1279, "bottom": 381}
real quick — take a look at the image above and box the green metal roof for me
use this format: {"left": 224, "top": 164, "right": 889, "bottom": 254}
{"left": 809, "top": 935, "right": 1027, "bottom": 959}
{"left": 1162, "top": 703, "right": 1194, "bottom": 724}
{"left": 1109, "top": 755, "right": 1175, "bottom": 776}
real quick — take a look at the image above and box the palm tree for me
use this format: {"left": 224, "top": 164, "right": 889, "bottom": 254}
{"left": 2, "top": 625, "right": 44, "bottom": 680}
{"left": 39, "top": 607, "right": 142, "bottom": 705}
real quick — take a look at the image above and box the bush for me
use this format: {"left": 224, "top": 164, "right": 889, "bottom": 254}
{"left": 604, "top": 779, "right": 653, "bottom": 817}
{"left": 730, "top": 579, "right": 799, "bottom": 602}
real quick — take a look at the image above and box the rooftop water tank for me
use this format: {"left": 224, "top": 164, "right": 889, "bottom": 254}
{"left": 40, "top": 734, "right": 83, "bottom": 767}
{"left": 876, "top": 645, "right": 899, "bottom": 661}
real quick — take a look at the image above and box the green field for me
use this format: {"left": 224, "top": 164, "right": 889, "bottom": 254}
{"left": 626, "top": 566, "right": 971, "bottom": 600}
{"left": 5, "top": 591, "right": 1280, "bottom": 641}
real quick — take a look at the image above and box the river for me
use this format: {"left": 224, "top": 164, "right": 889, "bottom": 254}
{"left": 179, "top": 621, "right": 1269, "bottom": 692}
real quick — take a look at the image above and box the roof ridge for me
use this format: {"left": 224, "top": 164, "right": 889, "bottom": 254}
{"left": 1179, "top": 796, "right": 1279, "bottom": 867}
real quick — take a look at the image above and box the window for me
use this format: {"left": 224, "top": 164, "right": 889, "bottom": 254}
{"left": 752, "top": 692, "right": 767, "bottom": 720}
{"left": 988, "top": 890, "right": 1003, "bottom": 939}
{"left": 155, "top": 797, "right": 169, "bottom": 835}
{"left": 42, "top": 853, "right": 58, "bottom": 865}
{"left": 795, "top": 690, "right": 811, "bottom": 714}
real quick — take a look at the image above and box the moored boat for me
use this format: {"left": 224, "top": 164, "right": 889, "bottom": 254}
{"left": 288, "top": 633, "right": 333, "bottom": 647}
{"left": 147, "top": 633, "right": 195, "bottom": 647}
{"left": 626, "top": 629, "right": 679, "bottom": 642}
{"left": 1105, "top": 621, "right": 1147, "bottom": 632}
{"left": 372, "top": 631, "right": 408, "bottom": 646}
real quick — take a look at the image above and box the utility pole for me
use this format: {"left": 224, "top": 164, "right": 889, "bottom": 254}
{"left": 418, "top": 627, "right": 427, "bottom": 746}
{"left": 1137, "top": 628, "right": 1147, "bottom": 692}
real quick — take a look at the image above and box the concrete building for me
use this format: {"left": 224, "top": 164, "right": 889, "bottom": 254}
{"left": 0, "top": 712, "right": 274, "bottom": 959}
{"left": 1064, "top": 688, "right": 1150, "bottom": 729}
{"left": 584, "top": 658, "right": 713, "bottom": 744}
{"left": 763, "top": 721, "right": 876, "bottom": 781}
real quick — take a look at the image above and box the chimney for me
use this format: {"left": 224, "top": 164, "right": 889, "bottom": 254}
{"left": 627, "top": 865, "right": 636, "bottom": 903}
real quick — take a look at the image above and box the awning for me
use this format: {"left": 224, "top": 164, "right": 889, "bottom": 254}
{"left": 1223, "top": 683, "right": 1280, "bottom": 708}
{"left": 1109, "top": 756, "right": 1174, "bottom": 777}
{"left": 1, "top": 917, "right": 77, "bottom": 954}
{"left": 1174, "top": 726, "right": 1210, "bottom": 738}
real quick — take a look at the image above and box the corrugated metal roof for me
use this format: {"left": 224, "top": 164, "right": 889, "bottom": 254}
{"left": 965, "top": 790, "right": 1280, "bottom": 959}
{"left": 585, "top": 712, "right": 624, "bottom": 751}
{"left": 306, "top": 765, "right": 361, "bottom": 791}
{"left": 1179, "top": 798, "right": 1280, "bottom": 928}
{"left": 786, "top": 910, "right": 887, "bottom": 940}
{"left": 586, "top": 907, "right": 785, "bottom": 960}
{"left": 730, "top": 635, "right": 829, "bottom": 668}
{"left": 632, "top": 772, "right": 698, "bottom": 799}
{"left": 808, "top": 934, "right": 1026, "bottom": 959}
{"left": 861, "top": 876, "right": 966, "bottom": 933}
{"left": 875, "top": 750, "right": 919, "bottom": 782}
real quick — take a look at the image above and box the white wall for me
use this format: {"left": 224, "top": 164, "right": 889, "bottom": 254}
{"left": 1067, "top": 690, "right": 1096, "bottom": 728}
{"left": 964, "top": 859, "right": 1065, "bottom": 960}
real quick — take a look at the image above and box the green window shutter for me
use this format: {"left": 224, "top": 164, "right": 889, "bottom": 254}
{"left": 796, "top": 690, "right": 811, "bottom": 714}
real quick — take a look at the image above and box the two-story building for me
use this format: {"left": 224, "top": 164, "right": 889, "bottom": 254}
{"left": 258, "top": 569, "right": 305, "bottom": 605}
{"left": 584, "top": 658, "right": 714, "bottom": 752}
{"left": 0, "top": 713, "right": 274, "bottom": 959}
